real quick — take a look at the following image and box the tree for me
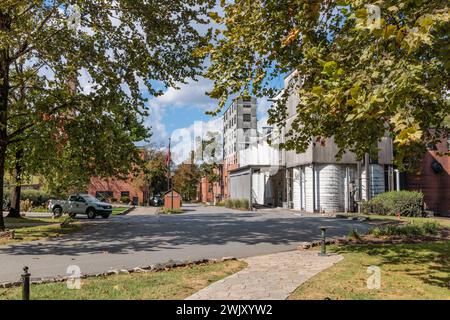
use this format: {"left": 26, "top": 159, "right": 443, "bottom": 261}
{"left": 173, "top": 162, "right": 199, "bottom": 201}
{"left": 201, "top": 0, "right": 449, "bottom": 170}
{"left": 199, "top": 162, "right": 220, "bottom": 204}
{"left": 137, "top": 147, "right": 169, "bottom": 202}
{"left": 0, "top": 1, "right": 213, "bottom": 230}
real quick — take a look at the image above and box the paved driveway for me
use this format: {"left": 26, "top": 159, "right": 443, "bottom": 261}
{"left": 0, "top": 204, "right": 370, "bottom": 283}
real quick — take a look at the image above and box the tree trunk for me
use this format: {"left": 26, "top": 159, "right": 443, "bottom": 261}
{"left": 0, "top": 146, "right": 6, "bottom": 231}
{"left": 7, "top": 149, "right": 24, "bottom": 218}
{"left": 0, "top": 9, "right": 11, "bottom": 231}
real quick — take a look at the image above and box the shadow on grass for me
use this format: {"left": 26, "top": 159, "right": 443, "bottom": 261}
{"left": 333, "top": 242, "right": 450, "bottom": 289}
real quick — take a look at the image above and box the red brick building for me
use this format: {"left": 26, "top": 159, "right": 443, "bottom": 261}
{"left": 197, "top": 164, "right": 224, "bottom": 204}
{"left": 88, "top": 176, "right": 148, "bottom": 206}
{"left": 405, "top": 136, "right": 450, "bottom": 216}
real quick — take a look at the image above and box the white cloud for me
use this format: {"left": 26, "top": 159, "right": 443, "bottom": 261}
{"left": 155, "top": 77, "right": 217, "bottom": 110}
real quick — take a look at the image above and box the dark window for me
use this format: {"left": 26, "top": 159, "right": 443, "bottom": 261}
{"left": 243, "top": 114, "right": 251, "bottom": 122}
{"left": 96, "top": 191, "right": 113, "bottom": 200}
{"left": 427, "top": 142, "right": 438, "bottom": 151}
{"left": 121, "top": 191, "right": 130, "bottom": 197}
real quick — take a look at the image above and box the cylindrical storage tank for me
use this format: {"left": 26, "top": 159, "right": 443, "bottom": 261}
{"left": 316, "top": 164, "right": 344, "bottom": 212}
{"left": 361, "top": 164, "right": 386, "bottom": 200}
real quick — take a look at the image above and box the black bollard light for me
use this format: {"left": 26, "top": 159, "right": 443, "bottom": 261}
{"left": 21, "top": 266, "right": 30, "bottom": 300}
{"left": 318, "top": 227, "right": 327, "bottom": 256}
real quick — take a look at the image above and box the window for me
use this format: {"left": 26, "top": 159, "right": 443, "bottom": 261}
{"left": 121, "top": 191, "right": 130, "bottom": 197}
{"left": 243, "top": 114, "right": 251, "bottom": 122}
{"left": 447, "top": 135, "right": 450, "bottom": 151}
{"left": 96, "top": 191, "right": 113, "bottom": 200}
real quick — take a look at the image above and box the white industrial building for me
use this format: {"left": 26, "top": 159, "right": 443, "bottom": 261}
{"left": 228, "top": 72, "right": 395, "bottom": 213}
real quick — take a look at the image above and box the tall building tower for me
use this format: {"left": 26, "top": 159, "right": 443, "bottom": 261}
{"left": 222, "top": 97, "right": 257, "bottom": 199}
{"left": 223, "top": 97, "right": 258, "bottom": 165}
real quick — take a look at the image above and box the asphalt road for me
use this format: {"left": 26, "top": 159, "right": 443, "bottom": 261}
{"left": 0, "top": 205, "right": 370, "bottom": 283}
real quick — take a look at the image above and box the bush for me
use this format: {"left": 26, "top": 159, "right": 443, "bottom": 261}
{"left": 20, "top": 189, "right": 50, "bottom": 207}
{"left": 369, "top": 221, "right": 440, "bottom": 237}
{"left": 20, "top": 199, "right": 33, "bottom": 212}
{"left": 368, "top": 191, "right": 424, "bottom": 217}
{"left": 120, "top": 196, "right": 130, "bottom": 204}
{"left": 216, "top": 201, "right": 225, "bottom": 207}
{"left": 223, "top": 198, "right": 249, "bottom": 209}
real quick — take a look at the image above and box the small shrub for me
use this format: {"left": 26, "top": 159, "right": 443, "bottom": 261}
{"left": 161, "top": 208, "right": 183, "bottom": 214}
{"left": 120, "top": 196, "right": 130, "bottom": 204}
{"left": 348, "top": 229, "right": 362, "bottom": 240}
{"left": 233, "top": 199, "right": 242, "bottom": 209}
{"left": 369, "top": 221, "right": 440, "bottom": 237}
{"left": 20, "top": 199, "right": 33, "bottom": 212}
{"left": 216, "top": 201, "right": 225, "bottom": 207}
{"left": 368, "top": 191, "right": 424, "bottom": 217}
{"left": 241, "top": 198, "right": 250, "bottom": 209}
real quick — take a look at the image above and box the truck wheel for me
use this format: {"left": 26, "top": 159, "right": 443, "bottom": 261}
{"left": 101, "top": 213, "right": 110, "bottom": 219}
{"left": 87, "top": 208, "right": 96, "bottom": 219}
{"left": 53, "top": 207, "right": 63, "bottom": 218}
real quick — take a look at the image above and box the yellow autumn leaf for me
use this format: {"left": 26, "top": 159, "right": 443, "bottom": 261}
{"left": 282, "top": 28, "right": 300, "bottom": 47}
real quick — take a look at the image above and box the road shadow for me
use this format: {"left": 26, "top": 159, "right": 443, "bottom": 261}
{"left": 0, "top": 211, "right": 371, "bottom": 257}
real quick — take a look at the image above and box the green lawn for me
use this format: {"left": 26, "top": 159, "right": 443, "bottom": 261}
{"left": 289, "top": 242, "right": 450, "bottom": 300}
{"left": 111, "top": 207, "right": 129, "bottom": 216}
{"left": 0, "top": 260, "right": 247, "bottom": 300}
{"left": 1, "top": 217, "right": 83, "bottom": 246}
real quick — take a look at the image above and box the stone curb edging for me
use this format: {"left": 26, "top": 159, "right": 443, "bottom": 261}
{"left": 0, "top": 257, "right": 237, "bottom": 289}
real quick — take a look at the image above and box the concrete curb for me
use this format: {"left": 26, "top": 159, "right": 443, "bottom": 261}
{"left": 0, "top": 257, "right": 237, "bottom": 289}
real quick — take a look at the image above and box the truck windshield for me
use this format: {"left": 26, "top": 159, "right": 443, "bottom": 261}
{"left": 82, "top": 195, "right": 99, "bottom": 202}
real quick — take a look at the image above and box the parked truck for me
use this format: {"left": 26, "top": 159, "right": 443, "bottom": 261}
{"left": 48, "top": 194, "right": 112, "bottom": 219}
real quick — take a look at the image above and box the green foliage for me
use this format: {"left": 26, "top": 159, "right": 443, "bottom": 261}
{"left": 138, "top": 148, "right": 169, "bottom": 200}
{"left": 120, "top": 196, "right": 131, "bottom": 204}
{"left": 20, "top": 199, "right": 33, "bottom": 212}
{"left": 347, "top": 229, "right": 362, "bottom": 241}
{"left": 20, "top": 189, "right": 50, "bottom": 207}
{"left": 369, "top": 221, "right": 440, "bottom": 237}
{"left": 173, "top": 163, "right": 199, "bottom": 202}
{"left": 369, "top": 191, "right": 424, "bottom": 217}
{"left": 203, "top": 0, "right": 450, "bottom": 170}
{"left": 160, "top": 208, "right": 183, "bottom": 214}
{"left": 0, "top": 1, "right": 214, "bottom": 230}
{"left": 224, "top": 198, "right": 249, "bottom": 210}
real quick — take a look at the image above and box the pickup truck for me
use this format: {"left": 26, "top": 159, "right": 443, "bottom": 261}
{"left": 48, "top": 194, "right": 112, "bottom": 219}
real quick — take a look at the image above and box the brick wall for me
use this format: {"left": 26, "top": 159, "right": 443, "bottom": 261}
{"left": 405, "top": 136, "right": 450, "bottom": 216}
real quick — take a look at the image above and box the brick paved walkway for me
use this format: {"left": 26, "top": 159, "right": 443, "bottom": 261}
{"left": 186, "top": 250, "right": 343, "bottom": 300}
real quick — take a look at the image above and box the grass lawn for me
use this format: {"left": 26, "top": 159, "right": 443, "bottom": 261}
{"left": 111, "top": 207, "right": 129, "bottom": 216}
{"left": 289, "top": 242, "right": 450, "bottom": 300}
{"left": 1, "top": 217, "right": 83, "bottom": 246}
{"left": 0, "top": 260, "right": 247, "bottom": 300}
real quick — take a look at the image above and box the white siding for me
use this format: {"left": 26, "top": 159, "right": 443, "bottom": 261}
{"left": 252, "top": 172, "right": 265, "bottom": 205}
{"left": 292, "top": 168, "right": 301, "bottom": 210}
{"left": 304, "top": 166, "right": 314, "bottom": 212}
